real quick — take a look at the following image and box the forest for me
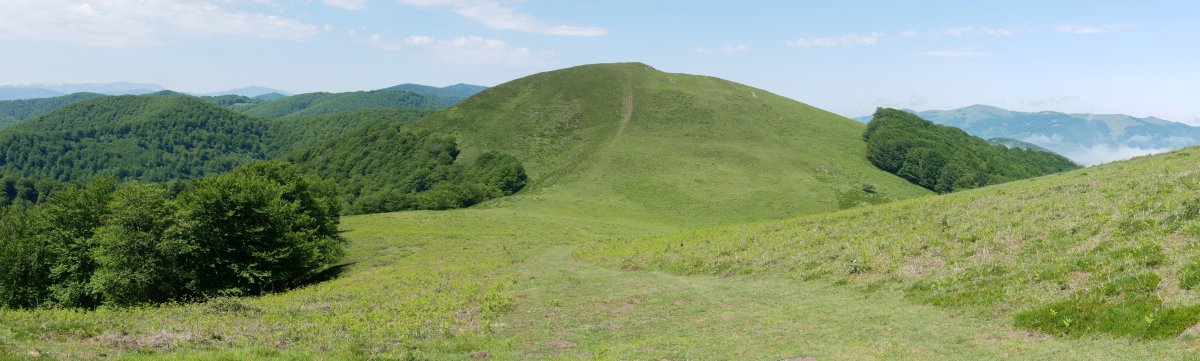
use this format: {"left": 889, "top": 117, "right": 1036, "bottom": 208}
{"left": 863, "top": 108, "right": 1080, "bottom": 193}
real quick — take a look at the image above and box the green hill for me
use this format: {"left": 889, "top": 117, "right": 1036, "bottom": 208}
{"left": 266, "top": 108, "right": 434, "bottom": 156}
{"left": 385, "top": 83, "right": 488, "bottom": 106}
{"left": 581, "top": 146, "right": 1200, "bottom": 339}
{"left": 865, "top": 108, "right": 1079, "bottom": 193}
{"left": 0, "top": 92, "right": 107, "bottom": 128}
{"left": 413, "top": 63, "right": 930, "bottom": 226}
{"left": 239, "top": 89, "right": 444, "bottom": 119}
{"left": 0, "top": 96, "right": 270, "bottom": 181}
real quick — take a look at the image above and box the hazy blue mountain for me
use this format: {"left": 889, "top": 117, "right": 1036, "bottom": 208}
{"left": 383, "top": 83, "right": 487, "bottom": 106}
{"left": 255, "top": 93, "right": 288, "bottom": 101}
{"left": 0, "top": 88, "right": 65, "bottom": 101}
{"left": 203, "top": 86, "right": 292, "bottom": 97}
{"left": 857, "top": 105, "right": 1200, "bottom": 165}
{"left": 987, "top": 137, "right": 1053, "bottom": 153}
{"left": 0, "top": 82, "right": 163, "bottom": 100}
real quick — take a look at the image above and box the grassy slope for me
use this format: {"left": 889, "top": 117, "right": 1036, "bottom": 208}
{"left": 581, "top": 146, "right": 1200, "bottom": 340}
{"left": 415, "top": 63, "right": 929, "bottom": 227}
{"left": 5, "top": 63, "right": 1193, "bottom": 360}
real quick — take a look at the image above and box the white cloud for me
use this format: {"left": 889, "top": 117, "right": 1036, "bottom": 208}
{"left": 394, "top": 0, "right": 605, "bottom": 36}
{"left": 981, "top": 27, "right": 1022, "bottom": 36}
{"left": 403, "top": 35, "right": 433, "bottom": 45}
{"left": 1056, "top": 24, "right": 1135, "bottom": 34}
{"left": 323, "top": 0, "right": 368, "bottom": 10}
{"left": 911, "top": 49, "right": 991, "bottom": 58}
{"left": 354, "top": 33, "right": 551, "bottom": 65}
{"left": 899, "top": 30, "right": 918, "bottom": 37}
{"left": 431, "top": 36, "right": 552, "bottom": 65}
{"left": 1060, "top": 144, "right": 1170, "bottom": 165}
{"left": 936, "top": 26, "right": 976, "bottom": 37}
{"left": 786, "top": 32, "right": 881, "bottom": 47}
{"left": 0, "top": 0, "right": 317, "bottom": 47}
{"left": 695, "top": 44, "right": 750, "bottom": 55}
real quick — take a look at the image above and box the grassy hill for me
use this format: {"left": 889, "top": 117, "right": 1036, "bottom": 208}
{"left": 581, "top": 146, "right": 1200, "bottom": 340}
{"left": 239, "top": 89, "right": 444, "bottom": 119}
{"left": 414, "top": 62, "right": 930, "bottom": 226}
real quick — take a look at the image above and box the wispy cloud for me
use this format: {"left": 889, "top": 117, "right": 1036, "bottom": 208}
{"left": 393, "top": 0, "right": 606, "bottom": 36}
{"left": 695, "top": 44, "right": 751, "bottom": 55}
{"left": 351, "top": 32, "right": 551, "bottom": 65}
{"left": 929, "top": 26, "right": 1026, "bottom": 37}
{"left": 936, "top": 26, "right": 977, "bottom": 37}
{"left": 0, "top": 0, "right": 317, "bottom": 47}
{"left": 1056, "top": 24, "right": 1135, "bottom": 34}
{"left": 323, "top": 0, "right": 369, "bottom": 10}
{"left": 786, "top": 32, "right": 882, "bottom": 47}
{"left": 431, "top": 36, "right": 552, "bottom": 65}
{"left": 899, "top": 30, "right": 918, "bottom": 38}
{"left": 911, "top": 49, "right": 991, "bottom": 58}
{"left": 981, "top": 27, "right": 1023, "bottom": 36}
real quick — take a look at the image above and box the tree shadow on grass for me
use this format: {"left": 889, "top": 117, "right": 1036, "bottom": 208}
{"left": 293, "top": 262, "right": 355, "bottom": 288}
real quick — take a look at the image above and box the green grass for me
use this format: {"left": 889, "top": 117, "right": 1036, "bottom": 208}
{"left": 0, "top": 208, "right": 658, "bottom": 360}
{"left": 415, "top": 62, "right": 930, "bottom": 227}
{"left": 579, "top": 146, "right": 1200, "bottom": 340}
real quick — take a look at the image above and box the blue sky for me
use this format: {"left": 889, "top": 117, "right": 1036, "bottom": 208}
{"left": 0, "top": 0, "right": 1197, "bottom": 123}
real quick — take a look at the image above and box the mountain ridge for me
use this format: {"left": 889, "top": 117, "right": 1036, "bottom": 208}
{"left": 855, "top": 105, "right": 1200, "bottom": 164}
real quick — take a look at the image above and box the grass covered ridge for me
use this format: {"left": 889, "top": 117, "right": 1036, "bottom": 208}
{"left": 415, "top": 62, "right": 931, "bottom": 227}
{"left": 579, "top": 146, "right": 1200, "bottom": 339}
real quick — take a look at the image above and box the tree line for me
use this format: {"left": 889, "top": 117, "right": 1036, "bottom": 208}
{"left": 0, "top": 162, "right": 343, "bottom": 309}
{"left": 864, "top": 108, "right": 1079, "bottom": 193}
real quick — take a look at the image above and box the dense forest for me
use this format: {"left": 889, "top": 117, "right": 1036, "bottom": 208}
{"left": 0, "top": 92, "right": 525, "bottom": 217}
{"left": 0, "top": 88, "right": 528, "bottom": 310}
{"left": 864, "top": 108, "right": 1079, "bottom": 193}
{"left": 238, "top": 89, "right": 444, "bottom": 119}
{"left": 0, "top": 96, "right": 270, "bottom": 182}
{"left": 0, "top": 162, "right": 343, "bottom": 308}
{"left": 0, "top": 92, "right": 106, "bottom": 128}
{"left": 385, "top": 83, "right": 488, "bottom": 106}
{"left": 291, "top": 123, "right": 526, "bottom": 214}
{"left": 267, "top": 108, "right": 434, "bottom": 156}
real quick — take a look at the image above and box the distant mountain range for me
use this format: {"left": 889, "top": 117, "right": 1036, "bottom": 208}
{"left": 201, "top": 86, "right": 292, "bottom": 98}
{"left": 854, "top": 105, "right": 1200, "bottom": 165}
{"left": 0, "top": 82, "right": 164, "bottom": 100}
{"left": 384, "top": 83, "right": 488, "bottom": 106}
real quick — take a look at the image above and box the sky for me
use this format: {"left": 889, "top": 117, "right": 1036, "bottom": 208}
{"left": 0, "top": 0, "right": 1197, "bottom": 124}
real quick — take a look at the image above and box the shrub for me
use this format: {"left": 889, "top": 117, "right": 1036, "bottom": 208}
{"left": 90, "top": 183, "right": 186, "bottom": 306}
{"left": 172, "top": 161, "right": 343, "bottom": 296}
{"left": 0, "top": 202, "right": 50, "bottom": 308}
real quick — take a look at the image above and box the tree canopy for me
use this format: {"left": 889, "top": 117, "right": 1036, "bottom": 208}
{"left": 864, "top": 108, "right": 1079, "bottom": 193}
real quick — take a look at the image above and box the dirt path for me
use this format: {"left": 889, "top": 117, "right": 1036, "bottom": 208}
{"left": 603, "top": 76, "right": 634, "bottom": 152}
{"left": 614, "top": 78, "right": 634, "bottom": 142}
